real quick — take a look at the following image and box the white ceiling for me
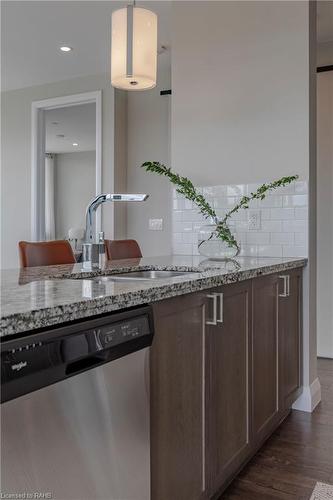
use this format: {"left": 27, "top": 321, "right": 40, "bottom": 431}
{"left": 317, "top": 1, "right": 333, "bottom": 43}
{"left": 45, "top": 102, "right": 96, "bottom": 153}
{"left": 2, "top": 1, "right": 332, "bottom": 92}
{"left": 1, "top": 0, "right": 171, "bottom": 91}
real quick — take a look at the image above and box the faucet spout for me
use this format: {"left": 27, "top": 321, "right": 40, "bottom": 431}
{"left": 85, "top": 193, "right": 149, "bottom": 243}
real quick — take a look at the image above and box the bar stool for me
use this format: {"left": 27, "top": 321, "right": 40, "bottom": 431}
{"left": 105, "top": 239, "right": 142, "bottom": 261}
{"left": 18, "top": 240, "right": 76, "bottom": 268}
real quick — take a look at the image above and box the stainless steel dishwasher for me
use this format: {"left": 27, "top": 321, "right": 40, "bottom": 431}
{"left": 1, "top": 306, "right": 154, "bottom": 500}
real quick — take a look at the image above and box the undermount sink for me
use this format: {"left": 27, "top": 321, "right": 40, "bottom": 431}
{"left": 91, "top": 270, "right": 193, "bottom": 282}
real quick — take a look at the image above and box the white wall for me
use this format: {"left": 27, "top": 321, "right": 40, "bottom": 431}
{"left": 317, "top": 71, "right": 333, "bottom": 359}
{"left": 171, "top": 1, "right": 309, "bottom": 186}
{"left": 54, "top": 151, "right": 95, "bottom": 240}
{"left": 126, "top": 67, "right": 172, "bottom": 256}
{"left": 1, "top": 74, "right": 115, "bottom": 269}
{"left": 171, "top": 0, "right": 319, "bottom": 412}
{"left": 114, "top": 89, "right": 128, "bottom": 240}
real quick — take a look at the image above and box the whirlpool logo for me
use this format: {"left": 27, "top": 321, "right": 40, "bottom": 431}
{"left": 11, "top": 361, "right": 27, "bottom": 372}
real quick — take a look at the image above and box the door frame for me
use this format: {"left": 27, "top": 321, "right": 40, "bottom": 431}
{"left": 31, "top": 90, "right": 102, "bottom": 240}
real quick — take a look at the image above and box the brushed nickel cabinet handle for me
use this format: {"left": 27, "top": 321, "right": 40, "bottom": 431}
{"left": 206, "top": 294, "right": 217, "bottom": 325}
{"left": 279, "top": 275, "right": 288, "bottom": 297}
{"left": 216, "top": 293, "right": 224, "bottom": 324}
{"left": 286, "top": 275, "right": 290, "bottom": 296}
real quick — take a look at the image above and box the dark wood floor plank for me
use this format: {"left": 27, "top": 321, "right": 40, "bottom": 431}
{"left": 220, "top": 358, "right": 333, "bottom": 499}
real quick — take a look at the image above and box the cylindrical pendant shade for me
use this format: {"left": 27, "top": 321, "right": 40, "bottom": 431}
{"left": 111, "top": 6, "right": 157, "bottom": 91}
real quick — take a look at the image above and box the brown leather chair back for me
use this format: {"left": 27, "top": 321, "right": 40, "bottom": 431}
{"left": 18, "top": 240, "right": 76, "bottom": 268}
{"left": 105, "top": 239, "right": 142, "bottom": 261}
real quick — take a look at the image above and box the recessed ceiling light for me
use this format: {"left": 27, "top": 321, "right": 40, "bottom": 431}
{"left": 72, "top": 142, "right": 79, "bottom": 146}
{"left": 60, "top": 46, "right": 73, "bottom": 52}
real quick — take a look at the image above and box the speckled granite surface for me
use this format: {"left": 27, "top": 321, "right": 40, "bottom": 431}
{"left": 1, "top": 255, "right": 306, "bottom": 338}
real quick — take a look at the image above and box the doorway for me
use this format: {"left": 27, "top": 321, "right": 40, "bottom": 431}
{"left": 31, "top": 91, "right": 102, "bottom": 243}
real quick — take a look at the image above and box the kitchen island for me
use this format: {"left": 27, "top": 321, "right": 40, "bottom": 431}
{"left": 1, "top": 255, "right": 306, "bottom": 499}
{"left": 1, "top": 255, "right": 305, "bottom": 337}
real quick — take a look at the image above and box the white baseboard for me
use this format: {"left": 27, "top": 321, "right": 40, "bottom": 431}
{"left": 292, "top": 377, "right": 321, "bottom": 412}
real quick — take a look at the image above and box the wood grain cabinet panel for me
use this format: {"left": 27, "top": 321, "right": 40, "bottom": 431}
{"left": 150, "top": 269, "right": 303, "bottom": 499}
{"left": 206, "top": 281, "right": 252, "bottom": 497}
{"left": 278, "top": 269, "right": 303, "bottom": 409}
{"left": 151, "top": 293, "right": 208, "bottom": 500}
{"left": 252, "top": 274, "right": 280, "bottom": 443}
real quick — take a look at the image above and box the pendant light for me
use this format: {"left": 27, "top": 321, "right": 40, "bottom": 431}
{"left": 111, "top": 2, "right": 157, "bottom": 91}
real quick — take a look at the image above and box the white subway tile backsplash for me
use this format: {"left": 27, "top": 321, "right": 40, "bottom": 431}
{"left": 184, "top": 199, "right": 193, "bottom": 210}
{"left": 211, "top": 186, "right": 228, "bottom": 197}
{"left": 247, "top": 198, "right": 260, "bottom": 208}
{"left": 282, "top": 220, "right": 307, "bottom": 233}
{"left": 260, "top": 208, "right": 271, "bottom": 220}
{"left": 173, "top": 221, "right": 193, "bottom": 233}
{"left": 260, "top": 195, "right": 283, "bottom": 208}
{"left": 282, "top": 195, "right": 307, "bottom": 207}
{"left": 261, "top": 220, "right": 283, "bottom": 232}
{"left": 231, "top": 210, "right": 247, "bottom": 221}
{"left": 193, "top": 222, "right": 203, "bottom": 232}
{"left": 214, "top": 197, "right": 237, "bottom": 209}
{"left": 239, "top": 245, "right": 258, "bottom": 257}
{"left": 274, "top": 183, "right": 295, "bottom": 195}
{"left": 192, "top": 244, "right": 200, "bottom": 256}
{"left": 282, "top": 245, "right": 307, "bottom": 258}
{"left": 215, "top": 209, "right": 228, "bottom": 220}
{"left": 182, "top": 233, "right": 195, "bottom": 244}
{"left": 270, "top": 208, "right": 295, "bottom": 220}
{"left": 294, "top": 181, "right": 308, "bottom": 194}
{"left": 247, "top": 183, "right": 261, "bottom": 194}
{"left": 182, "top": 210, "right": 204, "bottom": 223}
{"left": 234, "top": 232, "right": 247, "bottom": 244}
{"left": 173, "top": 210, "right": 183, "bottom": 222}
{"left": 173, "top": 243, "right": 193, "bottom": 255}
{"left": 246, "top": 232, "right": 270, "bottom": 245}
{"left": 235, "top": 221, "right": 249, "bottom": 232}
{"left": 204, "top": 186, "right": 215, "bottom": 196}
{"left": 270, "top": 232, "right": 294, "bottom": 245}
{"left": 172, "top": 181, "right": 308, "bottom": 259}
{"left": 295, "top": 232, "right": 307, "bottom": 246}
{"left": 227, "top": 184, "right": 247, "bottom": 197}
{"left": 295, "top": 207, "right": 308, "bottom": 220}
{"left": 257, "top": 245, "right": 283, "bottom": 257}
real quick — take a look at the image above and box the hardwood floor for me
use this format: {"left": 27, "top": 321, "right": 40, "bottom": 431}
{"left": 220, "top": 358, "right": 333, "bottom": 500}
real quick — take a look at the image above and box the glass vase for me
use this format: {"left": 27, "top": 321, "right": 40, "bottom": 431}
{"left": 198, "top": 223, "right": 240, "bottom": 260}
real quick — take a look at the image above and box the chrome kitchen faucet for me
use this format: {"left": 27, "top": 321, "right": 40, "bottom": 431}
{"left": 83, "top": 193, "right": 149, "bottom": 269}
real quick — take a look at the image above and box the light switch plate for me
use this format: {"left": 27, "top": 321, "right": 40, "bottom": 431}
{"left": 248, "top": 210, "right": 261, "bottom": 230}
{"left": 149, "top": 218, "right": 163, "bottom": 231}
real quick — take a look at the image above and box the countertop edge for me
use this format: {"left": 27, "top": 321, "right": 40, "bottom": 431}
{"left": 1, "top": 258, "right": 306, "bottom": 339}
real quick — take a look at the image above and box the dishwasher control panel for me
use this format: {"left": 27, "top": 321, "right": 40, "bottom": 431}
{"left": 100, "top": 316, "right": 150, "bottom": 346}
{"left": 1, "top": 306, "right": 154, "bottom": 403}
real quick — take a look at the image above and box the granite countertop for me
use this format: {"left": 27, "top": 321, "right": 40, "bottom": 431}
{"left": 0, "top": 255, "right": 307, "bottom": 338}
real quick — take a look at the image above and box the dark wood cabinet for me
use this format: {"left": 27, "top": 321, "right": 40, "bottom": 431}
{"left": 252, "top": 274, "right": 280, "bottom": 443}
{"left": 151, "top": 293, "right": 208, "bottom": 500}
{"left": 150, "top": 268, "right": 303, "bottom": 500}
{"left": 278, "top": 269, "right": 303, "bottom": 409}
{"left": 206, "top": 281, "right": 252, "bottom": 496}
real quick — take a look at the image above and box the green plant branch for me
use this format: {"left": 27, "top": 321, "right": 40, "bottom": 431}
{"left": 141, "top": 161, "right": 217, "bottom": 221}
{"left": 221, "top": 176, "right": 299, "bottom": 226}
{"left": 140, "top": 161, "right": 298, "bottom": 252}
